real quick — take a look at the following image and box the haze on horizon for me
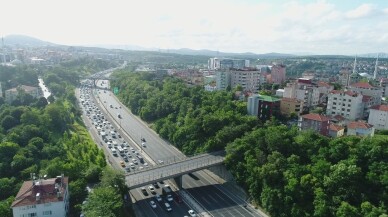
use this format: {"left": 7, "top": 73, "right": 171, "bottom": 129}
{"left": 1, "top": 0, "right": 387, "bottom": 55}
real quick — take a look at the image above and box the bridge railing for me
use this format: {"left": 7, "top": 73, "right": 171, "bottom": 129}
{"left": 127, "top": 156, "right": 224, "bottom": 187}
{"left": 126, "top": 151, "right": 225, "bottom": 176}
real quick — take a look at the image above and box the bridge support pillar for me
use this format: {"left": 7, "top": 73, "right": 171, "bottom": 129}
{"left": 173, "top": 175, "right": 183, "bottom": 189}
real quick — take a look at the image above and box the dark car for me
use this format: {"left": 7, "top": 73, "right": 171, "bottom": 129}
{"left": 174, "top": 193, "right": 183, "bottom": 203}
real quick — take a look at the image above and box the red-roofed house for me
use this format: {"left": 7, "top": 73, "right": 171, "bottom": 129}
{"left": 11, "top": 175, "right": 69, "bottom": 217}
{"left": 330, "top": 115, "right": 346, "bottom": 126}
{"left": 329, "top": 124, "right": 345, "bottom": 138}
{"left": 347, "top": 121, "right": 375, "bottom": 137}
{"left": 368, "top": 105, "right": 388, "bottom": 130}
{"left": 349, "top": 82, "right": 382, "bottom": 106}
{"left": 299, "top": 113, "right": 330, "bottom": 136}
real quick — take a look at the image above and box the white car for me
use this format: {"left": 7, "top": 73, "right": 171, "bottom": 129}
{"left": 166, "top": 194, "right": 173, "bottom": 202}
{"left": 149, "top": 200, "right": 157, "bottom": 209}
{"left": 188, "top": 210, "right": 197, "bottom": 217}
{"left": 148, "top": 185, "right": 155, "bottom": 193}
{"left": 141, "top": 142, "right": 146, "bottom": 147}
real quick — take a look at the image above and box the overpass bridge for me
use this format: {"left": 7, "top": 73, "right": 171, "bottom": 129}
{"left": 125, "top": 152, "right": 225, "bottom": 189}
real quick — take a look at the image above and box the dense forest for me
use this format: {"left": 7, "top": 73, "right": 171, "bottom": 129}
{"left": 112, "top": 70, "right": 260, "bottom": 154}
{"left": 111, "top": 70, "right": 387, "bottom": 217}
{"left": 0, "top": 59, "right": 127, "bottom": 217}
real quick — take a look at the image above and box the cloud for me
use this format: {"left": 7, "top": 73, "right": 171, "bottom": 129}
{"left": 345, "top": 4, "right": 377, "bottom": 19}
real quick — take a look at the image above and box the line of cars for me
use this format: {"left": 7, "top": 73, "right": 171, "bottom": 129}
{"left": 82, "top": 82, "right": 199, "bottom": 217}
{"left": 140, "top": 182, "right": 187, "bottom": 213}
{"left": 80, "top": 84, "right": 149, "bottom": 173}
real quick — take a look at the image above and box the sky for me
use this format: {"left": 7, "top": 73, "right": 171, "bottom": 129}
{"left": 1, "top": 0, "right": 388, "bottom": 55}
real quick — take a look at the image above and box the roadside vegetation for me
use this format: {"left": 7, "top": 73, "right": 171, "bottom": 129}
{"left": 111, "top": 70, "right": 387, "bottom": 217}
{"left": 0, "top": 59, "right": 128, "bottom": 217}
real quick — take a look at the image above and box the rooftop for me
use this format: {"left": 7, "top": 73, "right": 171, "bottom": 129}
{"left": 351, "top": 81, "right": 375, "bottom": 89}
{"left": 370, "top": 104, "right": 388, "bottom": 112}
{"left": 317, "top": 81, "right": 331, "bottom": 87}
{"left": 6, "top": 85, "right": 39, "bottom": 93}
{"left": 11, "top": 176, "right": 68, "bottom": 208}
{"left": 329, "top": 124, "right": 344, "bottom": 132}
{"left": 348, "top": 121, "right": 374, "bottom": 129}
{"left": 259, "top": 95, "right": 281, "bottom": 102}
{"left": 302, "top": 113, "right": 330, "bottom": 122}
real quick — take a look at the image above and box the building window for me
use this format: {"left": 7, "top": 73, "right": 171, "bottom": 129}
{"left": 43, "top": 210, "right": 52, "bottom": 216}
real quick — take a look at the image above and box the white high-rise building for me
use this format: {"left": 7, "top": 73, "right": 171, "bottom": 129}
{"left": 368, "top": 105, "right": 388, "bottom": 130}
{"left": 216, "top": 70, "right": 260, "bottom": 92}
{"left": 208, "top": 57, "right": 249, "bottom": 70}
{"left": 326, "top": 90, "right": 364, "bottom": 121}
{"left": 230, "top": 70, "right": 260, "bottom": 92}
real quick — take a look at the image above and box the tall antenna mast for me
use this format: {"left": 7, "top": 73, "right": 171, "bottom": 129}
{"left": 373, "top": 53, "right": 379, "bottom": 80}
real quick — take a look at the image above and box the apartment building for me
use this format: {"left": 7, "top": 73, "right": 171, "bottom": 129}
{"left": 208, "top": 58, "right": 249, "bottom": 70}
{"left": 12, "top": 175, "right": 69, "bottom": 217}
{"left": 247, "top": 94, "right": 280, "bottom": 120}
{"left": 283, "top": 80, "right": 320, "bottom": 110}
{"left": 368, "top": 105, "right": 388, "bottom": 130}
{"left": 379, "top": 78, "right": 388, "bottom": 97}
{"left": 216, "top": 71, "right": 231, "bottom": 90}
{"left": 326, "top": 90, "right": 364, "bottom": 121}
{"left": 257, "top": 95, "right": 281, "bottom": 121}
{"left": 349, "top": 82, "right": 382, "bottom": 105}
{"left": 216, "top": 70, "right": 260, "bottom": 92}
{"left": 317, "top": 81, "right": 334, "bottom": 103}
{"left": 298, "top": 113, "right": 330, "bottom": 136}
{"left": 280, "top": 97, "right": 304, "bottom": 116}
{"left": 5, "top": 85, "right": 41, "bottom": 103}
{"left": 347, "top": 121, "right": 375, "bottom": 137}
{"left": 230, "top": 70, "right": 260, "bottom": 92}
{"left": 269, "top": 64, "right": 286, "bottom": 84}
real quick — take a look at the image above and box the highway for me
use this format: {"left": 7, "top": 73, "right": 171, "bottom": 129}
{"left": 81, "top": 76, "right": 264, "bottom": 217}
{"left": 79, "top": 82, "right": 193, "bottom": 217}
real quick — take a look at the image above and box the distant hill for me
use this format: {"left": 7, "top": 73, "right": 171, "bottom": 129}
{"left": 157, "top": 48, "right": 295, "bottom": 59}
{"left": 3, "top": 35, "right": 56, "bottom": 47}
{"left": 358, "top": 53, "right": 388, "bottom": 58}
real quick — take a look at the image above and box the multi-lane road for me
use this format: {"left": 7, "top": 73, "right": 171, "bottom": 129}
{"left": 81, "top": 77, "right": 264, "bottom": 217}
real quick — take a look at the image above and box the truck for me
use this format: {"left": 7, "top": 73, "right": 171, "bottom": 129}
{"left": 162, "top": 186, "right": 172, "bottom": 195}
{"left": 101, "top": 132, "right": 106, "bottom": 139}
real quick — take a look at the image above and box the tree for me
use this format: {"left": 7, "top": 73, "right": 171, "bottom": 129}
{"left": 336, "top": 201, "right": 360, "bottom": 217}
{"left": 1, "top": 115, "right": 18, "bottom": 130}
{"left": 0, "top": 178, "right": 16, "bottom": 200}
{"left": 82, "top": 186, "right": 123, "bottom": 217}
{"left": 0, "top": 196, "right": 14, "bottom": 217}
{"left": 69, "top": 178, "right": 88, "bottom": 216}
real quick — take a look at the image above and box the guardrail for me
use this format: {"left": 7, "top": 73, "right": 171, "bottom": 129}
{"left": 126, "top": 156, "right": 224, "bottom": 188}
{"left": 126, "top": 150, "right": 225, "bottom": 176}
